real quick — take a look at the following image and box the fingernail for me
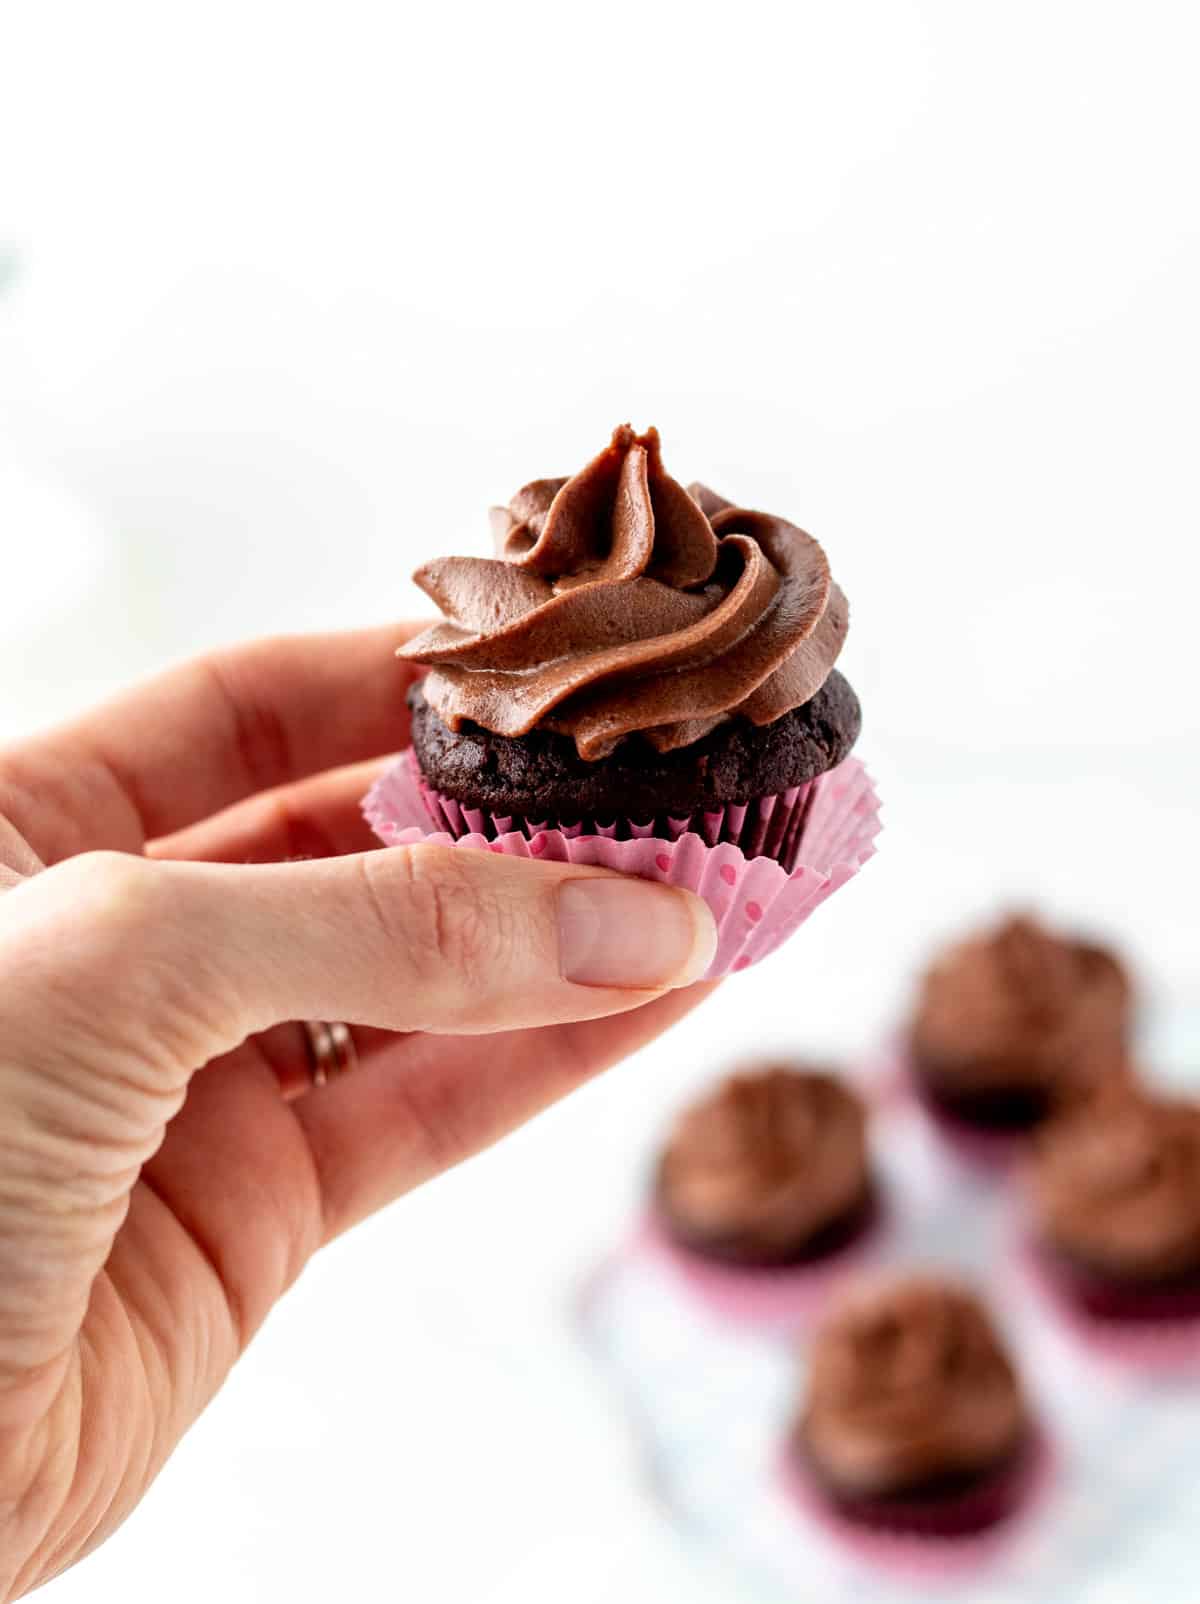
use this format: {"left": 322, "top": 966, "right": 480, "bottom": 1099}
{"left": 557, "top": 878, "right": 717, "bottom": 989}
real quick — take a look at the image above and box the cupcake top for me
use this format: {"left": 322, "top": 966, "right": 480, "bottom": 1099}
{"left": 798, "top": 1277, "right": 1028, "bottom": 1497}
{"left": 909, "top": 913, "right": 1131, "bottom": 1103}
{"left": 1028, "top": 1085, "right": 1200, "bottom": 1282}
{"left": 656, "top": 1066, "right": 869, "bottom": 1262}
{"left": 399, "top": 425, "right": 849, "bottom": 760}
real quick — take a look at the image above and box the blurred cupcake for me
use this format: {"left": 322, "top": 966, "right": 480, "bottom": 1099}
{"left": 907, "top": 913, "right": 1132, "bottom": 1137}
{"left": 790, "top": 1276, "right": 1038, "bottom": 1538}
{"left": 1025, "top": 1083, "right": 1200, "bottom": 1326}
{"left": 648, "top": 1067, "right": 878, "bottom": 1325}
{"left": 657, "top": 1066, "right": 876, "bottom": 1266}
{"left": 364, "top": 426, "right": 881, "bottom": 976}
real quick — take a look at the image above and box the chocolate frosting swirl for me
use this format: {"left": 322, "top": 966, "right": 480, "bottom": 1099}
{"left": 656, "top": 1067, "right": 869, "bottom": 1263}
{"left": 799, "top": 1278, "right": 1027, "bottom": 1496}
{"left": 1029, "top": 1087, "right": 1200, "bottom": 1281}
{"left": 910, "top": 914, "right": 1131, "bottom": 1103}
{"left": 399, "top": 426, "right": 849, "bottom": 759}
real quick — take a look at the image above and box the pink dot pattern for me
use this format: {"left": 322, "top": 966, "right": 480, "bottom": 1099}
{"left": 362, "top": 750, "right": 882, "bottom": 980}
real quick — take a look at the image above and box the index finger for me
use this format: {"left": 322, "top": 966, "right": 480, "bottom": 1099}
{"left": 0, "top": 622, "right": 420, "bottom": 863}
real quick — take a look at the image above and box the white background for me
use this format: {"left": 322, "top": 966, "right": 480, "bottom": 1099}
{"left": 1, "top": 3, "right": 1198, "bottom": 1599}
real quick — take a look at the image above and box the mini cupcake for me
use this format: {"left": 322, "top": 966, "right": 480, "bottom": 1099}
{"left": 907, "top": 913, "right": 1132, "bottom": 1137}
{"left": 648, "top": 1066, "right": 878, "bottom": 1326}
{"left": 1025, "top": 1083, "right": 1200, "bottom": 1325}
{"left": 656, "top": 1066, "right": 877, "bottom": 1266}
{"left": 364, "top": 426, "right": 881, "bottom": 976}
{"left": 791, "top": 1276, "right": 1037, "bottom": 1537}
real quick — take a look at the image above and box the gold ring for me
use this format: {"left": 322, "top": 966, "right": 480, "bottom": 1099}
{"left": 302, "top": 1021, "right": 358, "bottom": 1088}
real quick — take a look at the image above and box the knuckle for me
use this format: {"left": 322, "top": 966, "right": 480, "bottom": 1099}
{"left": 40, "top": 850, "right": 163, "bottom": 941}
{"left": 368, "top": 847, "right": 509, "bottom": 995}
{"left": 3, "top": 852, "right": 219, "bottom": 1074}
{"left": 196, "top": 645, "right": 292, "bottom": 794}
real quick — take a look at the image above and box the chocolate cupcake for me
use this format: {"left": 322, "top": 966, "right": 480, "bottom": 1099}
{"left": 908, "top": 914, "right": 1132, "bottom": 1135}
{"left": 398, "top": 424, "right": 860, "bottom": 861}
{"left": 793, "top": 1277, "right": 1035, "bottom": 1537}
{"left": 655, "top": 1067, "right": 875, "bottom": 1269}
{"left": 1026, "top": 1084, "right": 1200, "bottom": 1322}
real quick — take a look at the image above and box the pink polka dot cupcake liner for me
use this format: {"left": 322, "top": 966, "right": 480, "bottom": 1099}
{"left": 636, "top": 1205, "right": 886, "bottom": 1332}
{"left": 869, "top": 1040, "right": 1029, "bottom": 1173}
{"left": 363, "top": 750, "right": 881, "bottom": 978}
{"left": 775, "top": 1432, "right": 1055, "bottom": 1577}
{"left": 1015, "top": 1241, "right": 1200, "bottom": 1374}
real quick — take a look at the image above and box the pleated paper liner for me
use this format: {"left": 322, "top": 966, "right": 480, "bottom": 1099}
{"left": 1016, "top": 1240, "right": 1200, "bottom": 1374}
{"left": 869, "top": 1038, "right": 1031, "bottom": 1173}
{"left": 363, "top": 749, "right": 881, "bottom": 979}
{"left": 636, "top": 1199, "right": 887, "bottom": 1332}
{"left": 776, "top": 1432, "right": 1055, "bottom": 1581}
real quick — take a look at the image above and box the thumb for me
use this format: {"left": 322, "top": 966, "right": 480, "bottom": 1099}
{"left": 4, "top": 843, "right": 717, "bottom": 1043}
{"left": 0, "top": 846, "right": 713, "bottom": 1394}
{"left": 174, "top": 841, "right": 716, "bottom": 1034}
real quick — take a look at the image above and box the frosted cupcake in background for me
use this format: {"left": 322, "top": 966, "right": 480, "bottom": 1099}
{"left": 648, "top": 1065, "right": 881, "bottom": 1326}
{"left": 903, "top": 913, "right": 1133, "bottom": 1155}
{"left": 364, "top": 426, "right": 880, "bottom": 976}
{"left": 787, "top": 1276, "right": 1043, "bottom": 1543}
{"left": 1022, "top": 1082, "right": 1200, "bottom": 1359}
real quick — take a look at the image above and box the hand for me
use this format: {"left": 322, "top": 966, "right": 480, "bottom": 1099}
{"left": 0, "top": 624, "right": 716, "bottom": 1600}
